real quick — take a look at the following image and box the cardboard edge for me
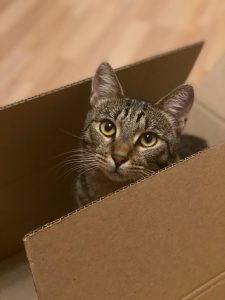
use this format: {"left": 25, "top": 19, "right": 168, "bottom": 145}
{"left": 24, "top": 250, "right": 39, "bottom": 299}
{"left": 0, "top": 41, "right": 204, "bottom": 111}
{"left": 180, "top": 271, "right": 225, "bottom": 300}
{"left": 197, "top": 98, "right": 225, "bottom": 123}
{"left": 23, "top": 139, "right": 225, "bottom": 244}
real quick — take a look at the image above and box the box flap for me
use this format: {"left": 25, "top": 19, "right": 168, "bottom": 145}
{"left": 181, "top": 271, "right": 225, "bottom": 300}
{"left": 184, "top": 101, "right": 225, "bottom": 146}
{"left": 0, "top": 42, "right": 203, "bottom": 259}
{"left": 24, "top": 144, "right": 225, "bottom": 300}
{"left": 184, "top": 53, "right": 225, "bottom": 146}
{"left": 197, "top": 54, "right": 225, "bottom": 121}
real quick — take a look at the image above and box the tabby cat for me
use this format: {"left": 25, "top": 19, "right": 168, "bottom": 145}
{"left": 74, "top": 62, "right": 195, "bottom": 207}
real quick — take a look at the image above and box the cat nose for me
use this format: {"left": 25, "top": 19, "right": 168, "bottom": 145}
{"left": 112, "top": 154, "right": 128, "bottom": 168}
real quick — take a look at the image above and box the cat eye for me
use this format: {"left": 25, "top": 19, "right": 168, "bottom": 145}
{"left": 139, "top": 132, "right": 158, "bottom": 148}
{"left": 100, "top": 120, "right": 116, "bottom": 137}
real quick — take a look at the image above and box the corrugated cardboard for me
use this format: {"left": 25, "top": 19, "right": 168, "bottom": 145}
{"left": 1, "top": 42, "right": 225, "bottom": 299}
{"left": 25, "top": 144, "right": 225, "bottom": 300}
{"left": 0, "top": 41, "right": 203, "bottom": 260}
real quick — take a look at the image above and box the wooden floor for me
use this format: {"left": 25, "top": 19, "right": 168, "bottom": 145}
{"left": 0, "top": 0, "right": 224, "bottom": 106}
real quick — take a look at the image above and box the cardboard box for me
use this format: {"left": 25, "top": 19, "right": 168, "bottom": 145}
{"left": 1, "top": 42, "right": 225, "bottom": 299}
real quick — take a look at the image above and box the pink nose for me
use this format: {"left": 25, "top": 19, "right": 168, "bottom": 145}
{"left": 112, "top": 154, "right": 128, "bottom": 168}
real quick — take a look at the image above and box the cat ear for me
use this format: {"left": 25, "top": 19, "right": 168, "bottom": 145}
{"left": 156, "top": 84, "right": 194, "bottom": 132}
{"left": 90, "top": 62, "right": 124, "bottom": 106}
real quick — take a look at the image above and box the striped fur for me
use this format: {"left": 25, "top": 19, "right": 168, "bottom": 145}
{"left": 74, "top": 62, "right": 194, "bottom": 206}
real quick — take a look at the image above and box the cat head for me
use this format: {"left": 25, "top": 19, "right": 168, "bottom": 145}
{"left": 82, "top": 62, "right": 194, "bottom": 182}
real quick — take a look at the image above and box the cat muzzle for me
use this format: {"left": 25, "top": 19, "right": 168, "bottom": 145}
{"left": 112, "top": 154, "right": 128, "bottom": 169}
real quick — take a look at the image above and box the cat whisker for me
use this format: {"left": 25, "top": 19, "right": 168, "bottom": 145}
{"left": 58, "top": 150, "right": 99, "bottom": 167}
{"left": 61, "top": 157, "right": 98, "bottom": 164}
{"left": 64, "top": 151, "right": 93, "bottom": 157}
{"left": 62, "top": 163, "right": 99, "bottom": 178}
{"left": 129, "top": 166, "right": 144, "bottom": 171}
{"left": 141, "top": 170, "right": 155, "bottom": 177}
{"left": 64, "top": 153, "right": 96, "bottom": 161}
{"left": 125, "top": 167, "right": 154, "bottom": 179}
{"left": 61, "top": 163, "right": 86, "bottom": 176}
{"left": 57, "top": 158, "right": 95, "bottom": 170}
{"left": 61, "top": 148, "right": 94, "bottom": 156}
{"left": 59, "top": 159, "right": 99, "bottom": 177}
{"left": 55, "top": 148, "right": 93, "bottom": 159}
{"left": 76, "top": 165, "right": 98, "bottom": 178}
{"left": 59, "top": 129, "right": 83, "bottom": 141}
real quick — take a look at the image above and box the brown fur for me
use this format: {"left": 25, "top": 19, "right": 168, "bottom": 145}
{"left": 73, "top": 62, "right": 194, "bottom": 207}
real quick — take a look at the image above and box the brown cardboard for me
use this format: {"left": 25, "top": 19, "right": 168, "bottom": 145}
{"left": 184, "top": 53, "right": 225, "bottom": 147}
{"left": 196, "top": 54, "right": 225, "bottom": 122}
{"left": 23, "top": 50, "right": 225, "bottom": 299}
{"left": 24, "top": 144, "right": 225, "bottom": 300}
{"left": 2, "top": 42, "right": 225, "bottom": 299}
{"left": 184, "top": 101, "right": 225, "bottom": 146}
{"left": 182, "top": 272, "right": 225, "bottom": 300}
{"left": 0, "top": 42, "right": 203, "bottom": 260}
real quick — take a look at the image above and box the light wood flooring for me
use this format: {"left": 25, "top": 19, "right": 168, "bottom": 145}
{"left": 0, "top": 0, "right": 225, "bottom": 106}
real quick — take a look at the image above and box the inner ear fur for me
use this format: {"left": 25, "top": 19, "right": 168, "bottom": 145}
{"left": 156, "top": 84, "right": 194, "bottom": 132}
{"left": 90, "top": 62, "right": 124, "bottom": 106}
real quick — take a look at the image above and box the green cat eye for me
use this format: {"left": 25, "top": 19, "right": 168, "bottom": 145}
{"left": 139, "top": 132, "right": 157, "bottom": 148}
{"left": 100, "top": 120, "right": 116, "bottom": 137}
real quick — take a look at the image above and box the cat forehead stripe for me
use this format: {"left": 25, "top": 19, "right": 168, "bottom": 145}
{"left": 123, "top": 107, "right": 130, "bottom": 118}
{"left": 114, "top": 109, "right": 123, "bottom": 120}
{"left": 142, "top": 102, "right": 148, "bottom": 110}
{"left": 136, "top": 111, "right": 145, "bottom": 123}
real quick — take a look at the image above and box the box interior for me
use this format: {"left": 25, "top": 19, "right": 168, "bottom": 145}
{"left": 0, "top": 41, "right": 203, "bottom": 260}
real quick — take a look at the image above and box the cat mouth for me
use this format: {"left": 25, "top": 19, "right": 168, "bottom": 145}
{"left": 103, "top": 167, "right": 139, "bottom": 182}
{"left": 105, "top": 171, "right": 130, "bottom": 182}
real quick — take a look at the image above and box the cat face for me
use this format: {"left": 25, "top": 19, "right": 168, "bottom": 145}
{"left": 82, "top": 62, "right": 194, "bottom": 182}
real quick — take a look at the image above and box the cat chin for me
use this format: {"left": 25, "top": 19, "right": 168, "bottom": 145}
{"left": 102, "top": 169, "right": 138, "bottom": 183}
